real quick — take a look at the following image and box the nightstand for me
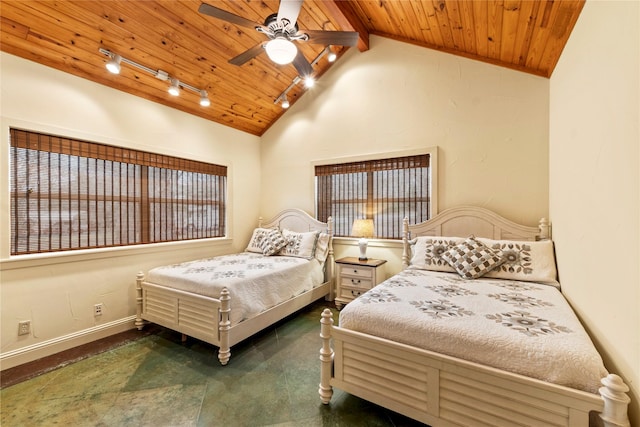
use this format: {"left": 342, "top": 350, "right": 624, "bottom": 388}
{"left": 334, "top": 257, "right": 387, "bottom": 309}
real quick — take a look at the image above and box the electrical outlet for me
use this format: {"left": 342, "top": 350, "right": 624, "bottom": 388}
{"left": 18, "top": 320, "right": 31, "bottom": 336}
{"left": 94, "top": 303, "right": 103, "bottom": 316}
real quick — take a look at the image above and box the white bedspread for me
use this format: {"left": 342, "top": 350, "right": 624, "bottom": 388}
{"left": 339, "top": 269, "right": 608, "bottom": 394}
{"left": 147, "top": 252, "right": 325, "bottom": 325}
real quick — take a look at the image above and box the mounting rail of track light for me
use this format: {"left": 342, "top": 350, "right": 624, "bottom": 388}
{"left": 274, "top": 46, "right": 337, "bottom": 109}
{"left": 99, "top": 48, "right": 210, "bottom": 107}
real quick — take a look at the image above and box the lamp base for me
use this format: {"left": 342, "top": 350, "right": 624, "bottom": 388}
{"left": 358, "top": 238, "right": 368, "bottom": 261}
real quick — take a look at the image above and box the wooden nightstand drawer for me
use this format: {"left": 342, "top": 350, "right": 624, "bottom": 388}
{"left": 339, "top": 276, "right": 373, "bottom": 290}
{"left": 339, "top": 266, "right": 374, "bottom": 279}
{"left": 338, "top": 286, "right": 366, "bottom": 300}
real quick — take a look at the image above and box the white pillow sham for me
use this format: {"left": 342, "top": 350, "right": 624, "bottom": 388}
{"left": 478, "top": 237, "right": 558, "bottom": 285}
{"left": 279, "top": 229, "right": 319, "bottom": 259}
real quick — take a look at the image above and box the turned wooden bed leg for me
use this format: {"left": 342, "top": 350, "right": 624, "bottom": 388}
{"left": 218, "top": 287, "right": 231, "bottom": 365}
{"left": 319, "top": 308, "right": 335, "bottom": 404}
{"left": 401, "top": 217, "right": 410, "bottom": 268}
{"left": 135, "top": 272, "right": 145, "bottom": 330}
{"left": 599, "top": 374, "right": 630, "bottom": 427}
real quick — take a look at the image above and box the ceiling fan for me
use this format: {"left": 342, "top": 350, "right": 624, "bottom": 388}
{"left": 198, "top": 0, "right": 359, "bottom": 77}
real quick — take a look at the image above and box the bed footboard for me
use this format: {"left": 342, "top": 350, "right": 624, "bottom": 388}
{"left": 135, "top": 271, "right": 232, "bottom": 365}
{"left": 319, "top": 309, "right": 630, "bottom": 427}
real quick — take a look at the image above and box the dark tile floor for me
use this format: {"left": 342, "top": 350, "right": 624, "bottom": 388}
{"left": 1, "top": 300, "right": 428, "bottom": 426}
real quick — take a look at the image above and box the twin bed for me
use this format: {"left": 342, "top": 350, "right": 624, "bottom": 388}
{"left": 319, "top": 206, "right": 630, "bottom": 427}
{"left": 135, "top": 208, "right": 333, "bottom": 365}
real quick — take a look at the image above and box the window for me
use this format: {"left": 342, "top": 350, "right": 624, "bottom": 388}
{"left": 9, "top": 129, "right": 227, "bottom": 255}
{"left": 315, "top": 153, "right": 432, "bottom": 239}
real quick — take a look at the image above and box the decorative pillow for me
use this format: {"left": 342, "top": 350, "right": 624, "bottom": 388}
{"left": 259, "top": 228, "right": 287, "bottom": 256}
{"left": 314, "top": 232, "right": 331, "bottom": 263}
{"left": 279, "top": 229, "right": 319, "bottom": 259}
{"left": 441, "top": 236, "right": 504, "bottom": 279}
{"left": 245, "top": 227, "right": 272, "bottom": 253}
{"left": 478, "top": 238, "right": 558, "bottom": 285}
{"left": 408, "top": 236, "right": 466, "bottom": 272}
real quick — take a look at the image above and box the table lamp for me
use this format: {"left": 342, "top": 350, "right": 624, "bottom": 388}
{"left": 351, "top": 219, "right": 374, "bottom": 261}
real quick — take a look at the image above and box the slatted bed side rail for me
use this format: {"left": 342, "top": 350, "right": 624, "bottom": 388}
{"left": 319, "top": 309, "right": 631, "bottom": 427}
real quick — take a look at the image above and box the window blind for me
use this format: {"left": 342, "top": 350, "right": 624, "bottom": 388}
{"left": 9, "top": 128, "right": 226, "bottom": 255}
{"left": 315, "top": 154, "right": 430, "bottom": 239}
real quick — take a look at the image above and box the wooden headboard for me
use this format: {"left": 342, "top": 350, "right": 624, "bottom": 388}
{"left": 259, "top": 208, "right": 332, "bottom": 234}
{"left": 402, "top": 206, "right": 551, "bottom": 268}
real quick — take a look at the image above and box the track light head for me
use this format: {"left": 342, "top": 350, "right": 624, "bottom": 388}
{"left": 106, "top": 53, "right": 121, "bottom": 74}
{"left": 326, "top": 46, "right": 337, "bottom": 63}
{"left": 281, "top": 94, "right": 290, "bottom": 109}
{"left": 303, "top": 76, "right": 315, "bottom": 89}
{"left": 199, "top": 90, "right": 211, "bottom": 107}
{"left": 168, "top": 78, "right": 180, "bottom": 96}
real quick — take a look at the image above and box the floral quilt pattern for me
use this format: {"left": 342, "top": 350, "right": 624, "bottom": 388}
{"left": 339, "top": 268, "right": 608, "bottom": 394}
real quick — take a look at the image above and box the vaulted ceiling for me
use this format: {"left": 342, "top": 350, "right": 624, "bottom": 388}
{"left": 0, "top": 1, "right": 584, "bottom": 136}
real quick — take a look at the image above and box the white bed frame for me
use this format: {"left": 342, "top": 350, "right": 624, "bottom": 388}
{"left": 319, "top": 206, "right": 630, "bottom": 427}
{"left": 135, "top": 208, "right": 334, "bottom": 365}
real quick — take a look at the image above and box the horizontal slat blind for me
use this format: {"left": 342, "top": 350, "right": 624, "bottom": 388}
{"left": 10, "top": 128, "right": 226, "bottom": 255}
{"left": 316, "top": 154, "right": 430, "bottom": 239}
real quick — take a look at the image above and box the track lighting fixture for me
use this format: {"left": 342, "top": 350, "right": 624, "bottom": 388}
{"left": 303, "top": 76, "right": 315, "bottom": 89}
{"left": 200, "top": 90, "right": 211, "bottom": 107}
{"left": 99, "top": 48, "right": 211, "bottom": 107}
{"left": 273, "top": 45, "right": 339, "bottom": 110}
{"left": 106, "top": 53, "right": 122, "bottom": 74}
{"left": 168, "top": 78, "right": 180, "bottom": 96}
{"left": 280, "top": 94, "right": 290, "bottom": 109}
{"left": 326, "top": 46, "right": 337, "bottom": 63}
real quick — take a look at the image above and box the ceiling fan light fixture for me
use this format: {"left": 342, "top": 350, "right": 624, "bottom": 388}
{"left": 265, "top": 38, "right": 297, "bottom": 65}
{"left": 106, "top": 53, "right": 122, "bottom": 74}
{"left": 168, "top": 78, "right": 180, "bottom": 96}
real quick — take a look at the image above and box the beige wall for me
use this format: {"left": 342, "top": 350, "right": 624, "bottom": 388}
{"left": 0, "top": 53, "right": 262, "bottom": 367}
{"left": 549, "top": 1, "right": 639, "bottom": 424}
{"left": 260, "top": 35, "right": 550, "bottom": 273}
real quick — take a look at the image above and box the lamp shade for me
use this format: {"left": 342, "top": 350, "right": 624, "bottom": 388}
{"left": 351, "top": 219, "right": 374, "bottom": 238}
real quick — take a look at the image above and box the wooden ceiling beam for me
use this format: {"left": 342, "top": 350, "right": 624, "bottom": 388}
{"left": 322, "top": 0, "right": 370, "bottom": 52}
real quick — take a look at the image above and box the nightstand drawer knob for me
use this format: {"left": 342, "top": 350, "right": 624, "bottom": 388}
{"left": 351, "top": 290, "right": 362, "bottom": 297}
{"left": 351, "top": 279, "right": 361, "bottom": 284}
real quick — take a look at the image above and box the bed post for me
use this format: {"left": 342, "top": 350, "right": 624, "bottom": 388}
{"left": 327, "top": 216, "right": 335, "bottom": 301}
{"left": 218, "top": 287, "right": 231, "bottom": 365}
{"left": 538, "top": 217, "right": 551, "bottom": 240}
{"left": 401, "top": 217, "right": 410, "bottom": 269}
{"left": 319, "top": 308, "right": 334, "bottom": 404}
{"left": 599, "top": 374, "right": 631, "bottom": 427}
{"left": 135, "top": 272, "right": 145, "bottom": 330}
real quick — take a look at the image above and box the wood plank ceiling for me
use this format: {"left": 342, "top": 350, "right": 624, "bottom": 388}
{"left": 0, "top": 0, "right": 584, "bottom": 136}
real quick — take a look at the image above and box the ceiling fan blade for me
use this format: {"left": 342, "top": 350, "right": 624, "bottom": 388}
{"left": 292, "top": 50, "right": 313, "bottom": 76}
{"left": 277, "top": 0, "right": 303, "bottom": 26}
{"left": 303, "top": 30, "right": 359, "bottom": 46}
{"left": 229, "top": 42, "right": 266, "bottom": 66}
{"left": 198, "top": 3, "right": 260, "bottom": 29}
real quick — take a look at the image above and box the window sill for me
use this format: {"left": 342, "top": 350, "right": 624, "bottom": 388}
{"left": 0, "top": 237, "right": 233, "bottom": 271}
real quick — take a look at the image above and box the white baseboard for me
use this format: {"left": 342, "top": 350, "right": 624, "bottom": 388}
{"left": 0, "top": 316, "right": 137, "bottom": 371}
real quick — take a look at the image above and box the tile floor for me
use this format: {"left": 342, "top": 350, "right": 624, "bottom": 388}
{"left": 1, "top": 300, "right": 428, "bottom": 426}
